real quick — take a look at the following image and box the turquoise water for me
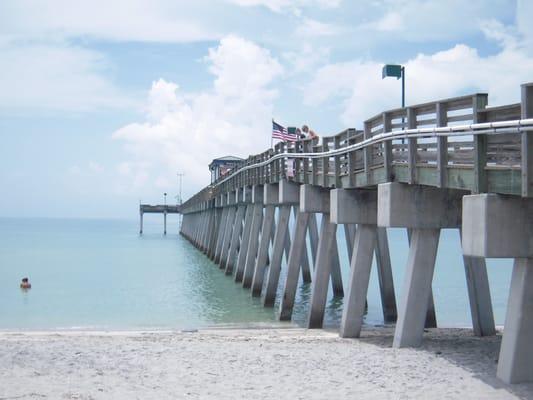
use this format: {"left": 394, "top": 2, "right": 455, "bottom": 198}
{"left": 0, "top": 217, "right": 514, "bottom": 331}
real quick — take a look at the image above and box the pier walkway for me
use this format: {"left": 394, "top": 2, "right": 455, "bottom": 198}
{"left": 178, "top": 82, "right": 533, "bottom": 384}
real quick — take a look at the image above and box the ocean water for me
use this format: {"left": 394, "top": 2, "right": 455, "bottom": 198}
{"left": 0, "top": 216, "right": 514, "bottom": 331}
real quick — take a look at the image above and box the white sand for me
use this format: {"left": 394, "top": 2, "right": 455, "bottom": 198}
{"left": 1, "top": 327, "right": 533, "bottom": 400}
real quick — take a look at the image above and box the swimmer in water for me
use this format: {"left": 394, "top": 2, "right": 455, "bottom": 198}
{"left": 20, "top": 277, "right": 31, "bottom": 290}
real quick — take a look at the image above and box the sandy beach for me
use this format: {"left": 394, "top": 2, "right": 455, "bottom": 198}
{"left": 1, "top": 327, "right": 533, "bottom": 400}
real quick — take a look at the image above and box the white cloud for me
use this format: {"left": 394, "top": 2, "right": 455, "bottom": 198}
{"left": 0, "top": 0, "right": 218, "bottom": 43}
{"left": 227, "top": 0, "right": 341, "bottom": 12}
{"left": 88, "top": 162, "right": 104, "bottom": 173}
{"left": 305, "top": 27, "right": 533, "bottom": 127}
{"left": 374, "top": 12, "right": 404, "bottom": 32}
{"left": 295, "top": 18, "right": 343, "bottom": 37}
{"left": 0, "top": 40, "right": 136, "bottom": 112}
{"left": 361, "top": 0, "right": 513, "bottom": 42}
{"left": 68, "top": 162, "right": 104, "bottom": 176}
{"left": 516, "top": 0, "right": 533, "bottom": 48}
{"left": 68, "top": 165, "right": 82, "bottom": 175}
{"left": 282, "top": 43, "right": 330, "bottom": 74}
{"left": 112, "top": 35, "right": 283, "bottom": 195}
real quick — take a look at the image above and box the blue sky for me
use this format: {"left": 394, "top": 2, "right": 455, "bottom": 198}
{"left": 1, "top": 0, "right": 532, "bottom": 219}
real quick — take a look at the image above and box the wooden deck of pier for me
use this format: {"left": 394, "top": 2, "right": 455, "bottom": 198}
{"left": 178, "top": 82, "right": 533, "bottom": 384}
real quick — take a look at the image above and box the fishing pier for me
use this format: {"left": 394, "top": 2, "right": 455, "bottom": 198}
{"left": 139, "top": 204, "right": 181, "bottom": 235}
{"left": 178, "top": 82, "right": 533, "bottom": 384}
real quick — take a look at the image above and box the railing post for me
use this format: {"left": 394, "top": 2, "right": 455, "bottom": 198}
{"left": 363, "top": 121, "right": 372, "bottom": 186}
{"left": 436, "top": 102, "right": 448, "bottom": 188}
{"left": 521, "top": 83, "right": 533, "bottom": 197}
{"left": 279, "top": 141, "right": 286, "bottom": 182}
{"left": 312, "top": 140, "right": 319, "bottom": 186}
{"left": 322, "top": 139, "right": 329, "bottom": 187}
{"left": 382, "top": 113, "right": 392, "bottom": 182}
{"left": 347, "top": 130, "right": 356, "bottom": 187}
{"left": 473, "top": 94, "right": 488, "bottom": 193}
{"left": 303, "top": 140, "right": 310, "bottom": 184}
{"left": 334, "top": 134, "right": 341, "bottom": 187}
{"left": 407, "top": 108, "right": 417, "bottom": 184}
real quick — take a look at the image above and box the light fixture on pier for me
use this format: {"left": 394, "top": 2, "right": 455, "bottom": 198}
{"left": 382, "top": 64, "right": 405, "bottom": 109}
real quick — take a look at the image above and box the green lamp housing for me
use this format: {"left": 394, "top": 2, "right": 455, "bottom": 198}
{"left": 382, "top": 64, "right": 403, "bottom": 80}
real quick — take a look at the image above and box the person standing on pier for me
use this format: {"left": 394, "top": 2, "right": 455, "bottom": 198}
{"left": 302, "top": 124, "right": 319, "bottom": 140}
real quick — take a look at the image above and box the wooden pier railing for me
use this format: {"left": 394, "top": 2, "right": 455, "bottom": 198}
{"left": 181, "top": 83, "right": 532, "bottom": 213}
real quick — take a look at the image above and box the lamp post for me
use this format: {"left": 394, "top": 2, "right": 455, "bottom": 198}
{"left": 177, "top": 173, "right": 184, "bottom": 205}
{"left": 382, "top": 64, "right": 405, "bottom": 109}
{"left": 164, "top": 192, "right": 167, "bottom": 206}
{"left": 383, "top": 64, "right": 406, "bottom": 145}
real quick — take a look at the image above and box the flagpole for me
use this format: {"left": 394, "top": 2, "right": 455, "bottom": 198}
{"left": 271, "top": 118, "right": 274, "bottom": 149}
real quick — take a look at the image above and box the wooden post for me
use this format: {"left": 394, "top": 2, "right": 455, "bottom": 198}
{"left": 407, "top": 107, "right": 417, "bottom": 184}
{"left": 473, "top": 94, "right": 488, "bottom": 193}
{"left": 363, "top": 121, "right": 372, "bottom": 185}
{"left": 522, "top": 83, "right": 533, "bottom": 197}
{"left": 436, "top": 102, "right": 448, "bottom": 188}
{"left": 382, "top": 112, "right": 392, "bottom": 182}
{"left": 139, "top": 210, "right": 143, "bottom": 235}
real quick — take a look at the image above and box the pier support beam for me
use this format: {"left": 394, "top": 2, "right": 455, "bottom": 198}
{"left": 308, "top": 213, "right": 319, "bottom": 271}
{"left": 301, "top": 185, "right": 343, "bottom": 329}
{"left": 331, "top": 188, "right": 398, "bottom": 332}
{"left": 294, "top": 205, "right": 311, "bottom": 283}
{"left": 242, "top": 186, "right": 264, "bottom": 288}
{"left": 279, "top": 207, "right": 311, "bottom": 320}
{"left": 219, "top": 191, "right": 237, "bottom": 269}
{"left": 139, "top": 211, "right": 143, "bottom": 235}
{"left": 406, "top": 229, "right": 437, "bottom": 329}
{"left": 251, "top": 183, "right": 278, "bottom": 297}
{"left": 378, "top": 183, "right": 466, "bottom": 348}
{"left": 225, "top": 204, "right": 246, "bottom": 275}
{"left": 462, "top": 194, "right": 533, "bottom": 383}
{"left": 214, "top": 204, "right": 228, "bottom": 263}
{"left": 331, "top": 188, "right": 396, "bottom": 338}
{"left": 207, "top": 207, "right": 222, "bottom": 259}
{"left": 375, "top": 227, "right": 398, "bottom": 322}
{"left": 235, "top": 201, "right": 254, "bottom": 282}
{"left": 263, "top": 180, "right": 299, "bottom": 307}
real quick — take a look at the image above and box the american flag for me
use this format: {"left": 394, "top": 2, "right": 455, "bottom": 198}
{"left": 272, "top": 120, "right": 298, "bottom": 142}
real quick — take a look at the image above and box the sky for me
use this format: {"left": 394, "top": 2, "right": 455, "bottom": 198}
{"left": 1, "top": 0, "right": 532, "bottom": 219}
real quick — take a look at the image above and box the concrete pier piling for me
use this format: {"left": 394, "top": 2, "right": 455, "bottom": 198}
{"left": 462, "top": 194, "right": 533, "bottom": 383}
{"left": 234, "top": 200, "right": 254, "bottom": 282}
{"left": 263, "top": 180, "right": 299, "bottom": 307}
{"left": 299, "top": 184, "right": 340, "bottom": 329}
{"left": 378, "top": 183, "right": 495, "bottom": 348}
{"left": 242, "top": 186, "right": 264, "bottom": 288}
{"left": 177, "top": 82, "right": 533, "bottom": 384}
{"left": 330, "top": 188, "right": 379, "bottom": 338}
{"left": 251, "top": 184, "right": 278, "bottom": 297}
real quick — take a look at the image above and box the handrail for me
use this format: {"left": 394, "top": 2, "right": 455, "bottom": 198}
{"left": 211, "top": 118, "right": 533, "bottom": 188}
